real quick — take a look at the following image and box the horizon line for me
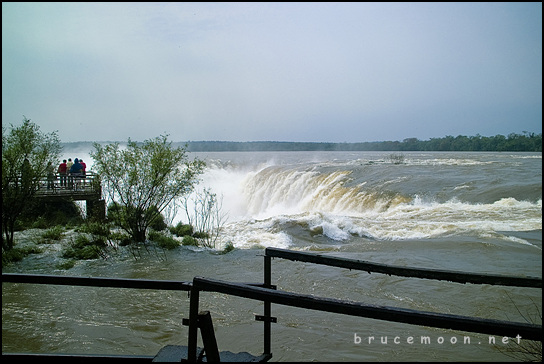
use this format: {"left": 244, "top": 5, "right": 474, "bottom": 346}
{"left": 60, "top": 131, "right": 542, "bottom": 145}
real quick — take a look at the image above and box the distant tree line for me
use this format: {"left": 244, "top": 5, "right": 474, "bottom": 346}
{"left": 183, "top": 132, "right": 541, "bottom": 152}
{"left": 63, "top": 132, "right": 542, "bottom": 152}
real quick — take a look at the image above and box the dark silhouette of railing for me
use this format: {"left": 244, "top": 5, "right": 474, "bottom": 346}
{"left": 2, "top": 247, "right": 542, "bottom": 362}
{"left": 34, "top": 171, "right": 101, "bottom": 200}
{"left": 256, "top": 247, "right": 541, "bottom": 360}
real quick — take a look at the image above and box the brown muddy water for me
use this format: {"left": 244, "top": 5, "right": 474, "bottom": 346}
{"left": 3, "top": 151, "right": 542, "bottom": 361}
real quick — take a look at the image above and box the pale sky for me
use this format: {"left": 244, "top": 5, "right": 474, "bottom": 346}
{"left": 2, "top": 2, "right": 542, "bottom": 143}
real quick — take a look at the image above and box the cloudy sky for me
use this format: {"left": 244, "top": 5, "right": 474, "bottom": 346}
{"left": 2, "top": 2, "right": 542, "bottom": 143}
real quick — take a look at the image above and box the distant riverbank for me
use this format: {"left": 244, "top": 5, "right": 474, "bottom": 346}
{"left": 62, "top": 132, "right": 542, "bottom": 152}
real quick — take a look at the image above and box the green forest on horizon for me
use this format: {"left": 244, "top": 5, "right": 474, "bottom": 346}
{"left": 63, "top": 132, "right": 542, "bottom": 152}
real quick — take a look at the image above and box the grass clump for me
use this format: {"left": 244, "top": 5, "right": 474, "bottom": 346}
{"left": 56, "top": 260, "right": 77, "bottom": 270}
{"left": 148, "top": 230, "right": 180, "bottom": 250}
{"left": 2, "top": 245, "right": 42, "bottom": 265}
{"left": 170, "top": 222, "right": 205, "bottom": 247}
{"left": 169, "top": 222, "right": 193, "bottom": 237}
{"left": 78, "top": 221, "right": 110, "bottom": 237}
{"left": 41, "top": 226, "right": 65, "bottom": 242}
{"left": 110, "top": 231, "right": 132, "bottom": 246}
{"left": 181, "top": 235, "right": 199, "bottom": 246}
{"left": 62, "top": 234, "right": 106, "bottom": 260}
{"left": 221, "top": 241, "right": 235, "bottom": 254}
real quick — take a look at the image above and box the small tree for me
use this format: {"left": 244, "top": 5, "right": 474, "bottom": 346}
{"left": 182, "top": 187, "right": 227, "bottom": 249}
{"left": 2, "top": 117, "right": 61, "bottom": 251}
{"left": 387, "top": 153, "right": 405, "bottom": 164}
{"left": 91, "top": 135, "right": 205, "bottom": 243}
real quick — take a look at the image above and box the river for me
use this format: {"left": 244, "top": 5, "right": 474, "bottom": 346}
{"left": 2, "top": 151, "right": 542, "bottom": 361}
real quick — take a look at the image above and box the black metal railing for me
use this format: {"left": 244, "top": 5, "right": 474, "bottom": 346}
{"left": 34, "top": 171, "right": 101, "bottom": 196}
{"left": 257, "top": 248, "right": 541, "bottom": 358}
{"left": 1, "top": 273, "right": 191, "bottom": 362}
{"left": 2, "top": 247, "right": 542, "bottom": 362}
{"left": 1, "top": 273, "right": 191, "bottom": 291}
{"left": 265, "top": 247, "right": 542, "bottom": 288}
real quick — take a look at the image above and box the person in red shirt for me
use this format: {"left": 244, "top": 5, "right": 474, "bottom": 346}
{"left": 57, "top": 159, "right": 68, "bottom": 187}
{"left": 79, "top": 159, "right": 87, "bottom": 177}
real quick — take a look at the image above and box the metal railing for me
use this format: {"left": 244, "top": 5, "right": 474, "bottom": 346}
{"left": 1, "top": 273, "right": 191, "bottom": 361}
{"left": 34, "top": 171, "right": 101, "bottom": 196}
{"left": 2, "top": 273, "right": 191, "bottom": 291}
{"left": 265, "top": 247, "right": 542, "bottom": 288}
{"left": 2, "top": 247, "right": 542, "bottom": 362}
{"left": 181, "top": 247, "right": 542, "bottom": 361}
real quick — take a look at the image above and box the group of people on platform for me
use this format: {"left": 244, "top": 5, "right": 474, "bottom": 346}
{"left": 46, "top": 158, "right": 87, "bottom": 190}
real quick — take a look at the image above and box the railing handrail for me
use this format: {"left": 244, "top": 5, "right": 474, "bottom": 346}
{"left": 1, "top": 273, "right": 191, "bottom": 291}
{"left": 265, "top": 247, "right": 542, "bottom": 288}
{"left": 3, "top": 272, "right": 542, "bottom": 339}
{"left": 33, "top": 170, "right": 102, "bottom": 196}
{"left": 192, "top": 276, "right": 542, "bottom": 341}
{"left": 7, "top": 170, "right": 99, "bottom": 179}
{"left": 43, "top": 170, "right": 99, "bottom": 178}
{"left": 3, "top": 245, "right": 543, "bottom": 361}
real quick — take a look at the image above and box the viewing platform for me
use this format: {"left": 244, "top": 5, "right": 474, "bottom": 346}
{"left": 34, "top": 171, "right": 105, "bottom": 219}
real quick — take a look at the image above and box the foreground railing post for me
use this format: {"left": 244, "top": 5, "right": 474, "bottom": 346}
{"left": 264, "top": 254, "right": 272, "bottom": 356}
{"left": 198, "top": 311, "right": 220, "bottom": 362}
{"left": 187, "top": 285, "right": 200, "bottom": 362}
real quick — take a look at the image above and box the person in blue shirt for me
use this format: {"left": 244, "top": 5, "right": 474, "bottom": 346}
{"left": 69, "top": 158, "right": 84, "bottom": 189}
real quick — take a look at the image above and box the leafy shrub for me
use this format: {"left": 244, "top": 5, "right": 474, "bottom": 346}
{"left": 62, "top": 235, "right": 105, "bottom": 260}
{"left": 147, "top": 206, "right": 168, "bottom": 231}
{"left": 148, "top": 230, "right": 180, "bottom": 250}
{"left": 56, "top": 260, "right": 76, "bottom": 270}
{"left": 147, "top": 230, "right": 160, "bottom": 240}
{"left": 79, "top": 221, "right": 110, "bottom": 237}
{"left": 30, "top": 216, "right": 50, "bottom": 229}
{"left": 2, "top": 245, "right": 42, "bottom": 265}
{"left": 21, "top": 200, "right": 83, "bottom": 230}
{"left": 222, "top": 241, "right": 235, "bottom": 254}
{"left": 182, "top": 235, "right": 198, "bottom": 246}
{"left": 170, "top": 222, "right": 193, "bottom": 237}
{"left": 192, "top": 231, "right": 209, "bottom": 239}
{"left": 41, "top": 226, "right": 65, "bottom": 242}
{"left": 110, "top": 231, "right": 132, "bottom": 246}
{"left": 106, "top": 202, "right": 122, "bottom": 221}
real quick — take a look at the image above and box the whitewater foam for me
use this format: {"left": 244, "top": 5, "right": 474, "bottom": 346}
{"left": 188, "top": 159, "right": 542, "bottom": 247}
